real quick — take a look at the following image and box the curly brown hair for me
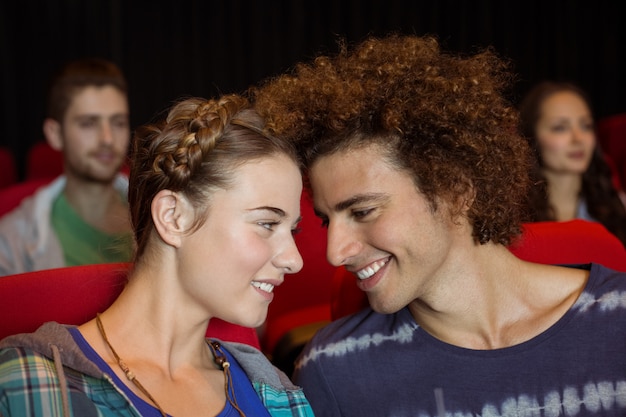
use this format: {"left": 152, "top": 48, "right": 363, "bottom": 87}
{"left": 129, "top": 94, "right": 298, "bottom": 260}
{"left": 254, "top": 34, "right": 532, "bottom": 245}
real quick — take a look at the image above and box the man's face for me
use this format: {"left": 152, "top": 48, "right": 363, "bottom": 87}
{"left": 309, "top": 142, "right": 470, "bottom": 314}
{"left": 57, "top": 85, "right": 130, "bottom": 183}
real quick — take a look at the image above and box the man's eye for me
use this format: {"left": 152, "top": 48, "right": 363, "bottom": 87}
{"left": 113, "top": 119, "right": 129, "bottom": 129}
{"left": 80, "top": 120, "right": 97, "bottom": 128}
{"left": 319, "top": 218, "right": 329, "bottom": 229}
{"left": 353, "top": 208, "right": 373, "bottom": 219}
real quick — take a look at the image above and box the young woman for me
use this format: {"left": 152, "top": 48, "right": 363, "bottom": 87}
{"left": 519, "top": 81, "right": 626, "bottom": 246}
{"left": 0, "top": 95, "right": 314, "bottom": 416}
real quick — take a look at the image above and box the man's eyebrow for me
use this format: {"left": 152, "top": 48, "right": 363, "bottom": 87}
{"left": 74, "top": 114, "right": 100, "bottom": 120}
{"left": 315, "top": 193, "right": 389, "bottom": 216}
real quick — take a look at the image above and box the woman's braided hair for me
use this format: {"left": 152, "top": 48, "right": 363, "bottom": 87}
{"left": 129, "top": 94, "right": 298, "bottom": 260}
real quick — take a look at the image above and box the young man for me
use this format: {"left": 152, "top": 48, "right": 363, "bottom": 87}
{"left": 0, "top": 58, "right": 132, "bottom": 276}
{"left": 255, "top": 35, "right": 626, "bottom": 416}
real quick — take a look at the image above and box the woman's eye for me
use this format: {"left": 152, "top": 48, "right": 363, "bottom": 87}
{"left": 550, "top": 124, "right": 567, "bottom": 133}
{"left": 259, "top": 221, "right": 279, "bottom": 231}
{"left": 291, "top": 227, "right": 302, "bottom": 236}
{"left": 582, "top": 122, "right": 594, "bottom": 132}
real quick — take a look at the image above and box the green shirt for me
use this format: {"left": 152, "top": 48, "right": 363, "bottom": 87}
{"left": 51, "top": 194, "right": 132, "bottom": 266}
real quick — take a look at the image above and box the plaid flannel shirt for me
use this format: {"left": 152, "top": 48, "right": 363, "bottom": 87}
{"left": 0, "top": 323, "right": 314, "bottom": 417}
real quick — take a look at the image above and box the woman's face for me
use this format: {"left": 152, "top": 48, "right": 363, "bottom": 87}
{"left": 179, "top": 153, "right": 303, "bottom": 328}
{"left": 535, "top": 90, "right": 596, "bottom": 176}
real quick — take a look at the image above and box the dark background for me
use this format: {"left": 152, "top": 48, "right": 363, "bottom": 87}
{"left": 2, "top": 1, "right": 624, "bottom": 180}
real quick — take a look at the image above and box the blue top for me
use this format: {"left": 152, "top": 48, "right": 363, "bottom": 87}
{"left": 295, "top": 263, "right": 626, "bottom": 417}
{"left": 70, "top": 328, "right": 270, "bottom": 417}
{"left": 576, "top": 199, "right": 595, "bottom": 221}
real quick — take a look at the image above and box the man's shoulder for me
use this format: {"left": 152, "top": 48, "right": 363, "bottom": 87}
{"left": 586, "top": 263, "right": 626, "bottom": 292}
{"left": 0, "top": 177, "right": 63, "bottom": 223}
{"left": 0, "top": 195, "right": 37, "bottom": 224}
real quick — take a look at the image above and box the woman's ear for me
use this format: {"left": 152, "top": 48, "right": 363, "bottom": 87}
{"left": 151, "top": 190, "right": 195, "bottom": 248}
{"left": 43, "top": 118, "right": 63, "bottom": 151}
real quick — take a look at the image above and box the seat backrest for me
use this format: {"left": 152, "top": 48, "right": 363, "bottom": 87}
{"left": 261, "top": 195, "right": 334, "bottom": 354}
{"left": 507, "top": 219, "right": 626, "bottom": 268}
{"left": 0, "top": 147, "right": 18, "bottom": 190}
{"left": 0, "top": 263, "right": 261, "bottom": 348}
{"left": 597, "top": 113, "right": 626, "bottom": 190}
{"left": 330, "top": 219, "right": 626, "bottom": 320}
{"left": 26, "top": 141, "right": 64, "bottom": 180}
{"left": 267, "top": 195, "right": 335, "bottom": 319}
{"left": 0, "top": 177, "right": 53, "bottom": 218}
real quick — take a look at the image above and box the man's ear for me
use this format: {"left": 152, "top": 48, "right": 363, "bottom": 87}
{"left": 151, "top": 189, "right": 195, "bottom": 248}
{"left": 447, "top": 179, "right": 475, "bottom": 221}
{"left": 43, "top": 118, "right": 63, "bottom": 151}
{"left": 462, "top": 185, "right": 476, "bottom": 212}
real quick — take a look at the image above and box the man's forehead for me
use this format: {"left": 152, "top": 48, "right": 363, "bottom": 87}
{"left": 65, "top": 88, "right": 128, "bottom": 118}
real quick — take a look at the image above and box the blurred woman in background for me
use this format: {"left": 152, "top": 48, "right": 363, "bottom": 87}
{"left": 519, "top": 81, "right": 626, "bottom": 246}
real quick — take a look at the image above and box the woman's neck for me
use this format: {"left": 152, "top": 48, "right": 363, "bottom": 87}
{"left": 543, "top": 170, "right": 583, "bottom": 221}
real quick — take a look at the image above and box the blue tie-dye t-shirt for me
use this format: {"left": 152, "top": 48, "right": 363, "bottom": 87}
{"left": 294, "top": 263, "right": 626, "bottom": 417}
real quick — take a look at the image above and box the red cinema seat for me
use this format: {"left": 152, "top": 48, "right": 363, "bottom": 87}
{"left": 26, "top": 141, "right": 64, "bottom": 180}
{"left": 0, "top": 263, "right": 261, "bottom": 348}
{"left": 0, "top": 147, "right": 18, "bottom": 189}
{"left": 0, "top": 177, "right": 53, "bottom": 218}
{"left": 261, "top": 195, "right": 334, "bottom": 374}
{"left": 597, "top": 113, "right": 626, "bottom": 190}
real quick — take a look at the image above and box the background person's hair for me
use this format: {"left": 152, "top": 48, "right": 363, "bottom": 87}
{"left": 45, "top": 57, "right": 128, "bottom": 122}
{"left": 255, "top": 34, "right": 532, "bottom": 246}
{"left": 129, "top": 94, "right": 299, "bottom": 261}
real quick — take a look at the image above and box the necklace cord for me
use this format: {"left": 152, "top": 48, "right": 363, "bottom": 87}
{"left": 209, "top": 340, "right": 245, "bottom": 416}
{"left": 96, "top": 313, "right": 167, "bottom": 417}
{"left": 96, "top": 313, "right": 245, "bottom": 417}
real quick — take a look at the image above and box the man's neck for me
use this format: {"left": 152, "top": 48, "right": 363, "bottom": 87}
{"left": 62, "top": 174, "right": 130, "bottom": 234}
{"left": 407, "top": 245, "right": 585, "bottom": 350}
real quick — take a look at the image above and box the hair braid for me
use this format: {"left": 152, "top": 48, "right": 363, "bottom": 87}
{"left": 129, "top": 93, "right": 297, "bottom": 260}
